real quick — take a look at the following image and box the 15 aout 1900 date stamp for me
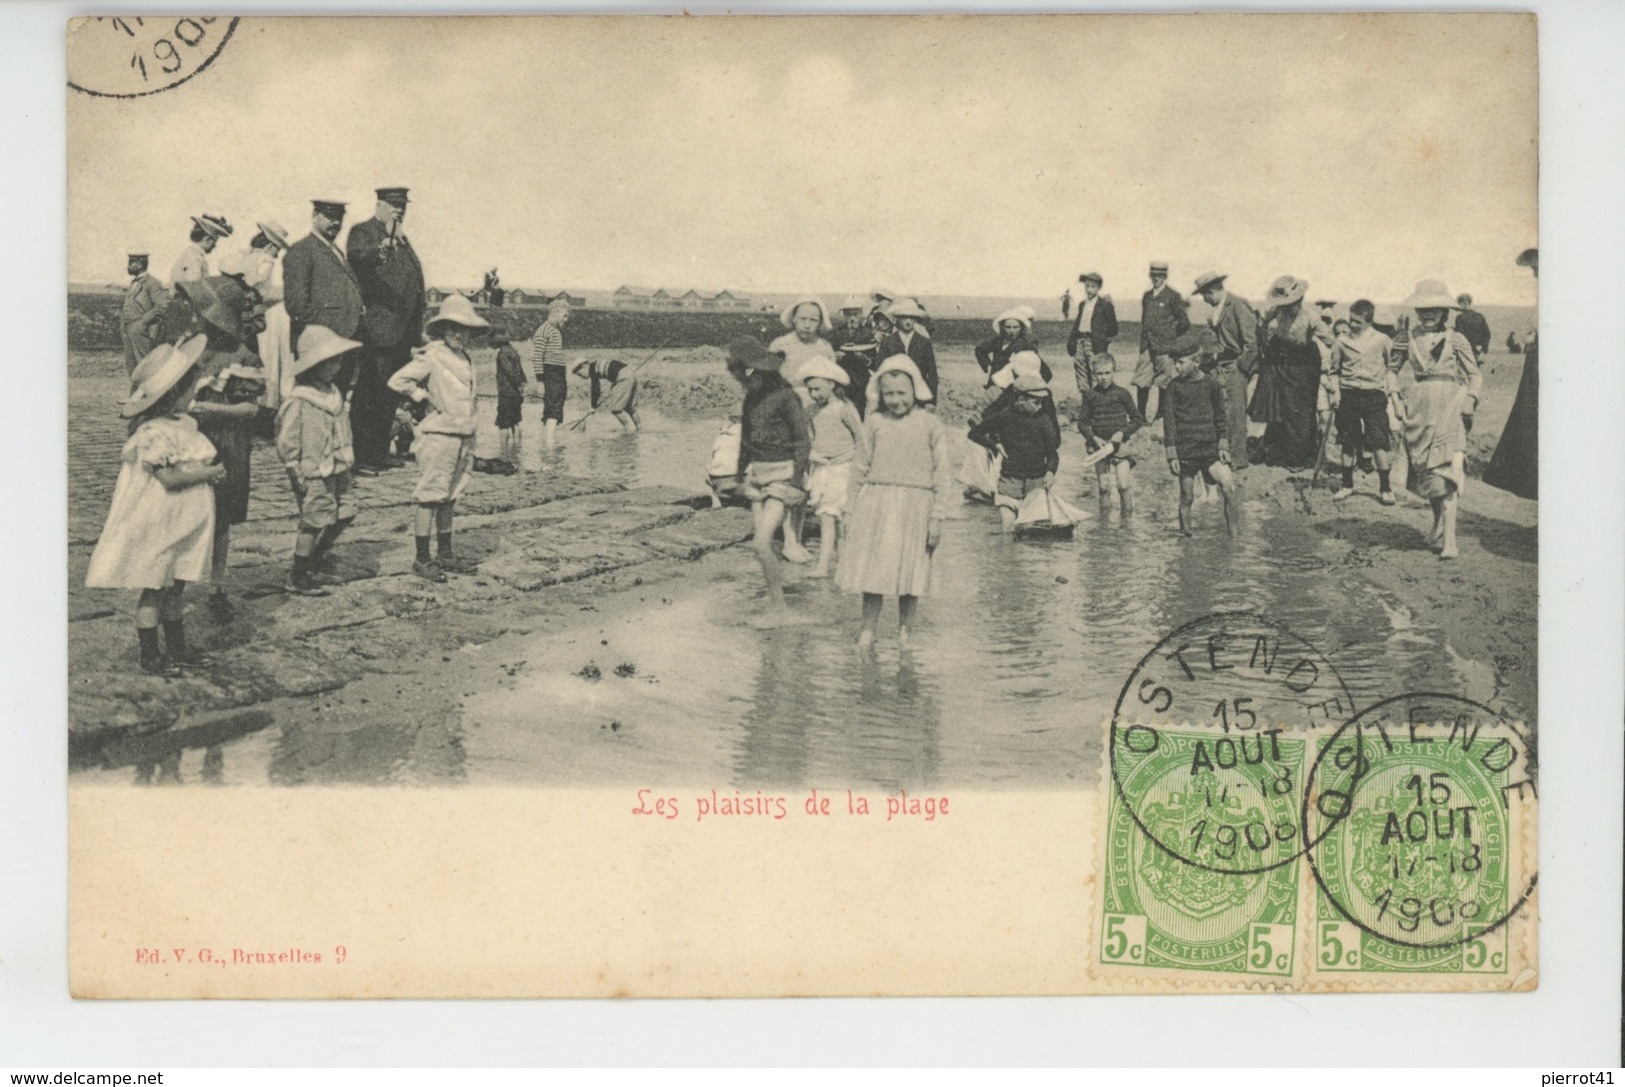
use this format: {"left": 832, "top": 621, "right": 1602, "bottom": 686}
{"left": 1094, "top": 615, "right": 1538, "bottom": 990}
{"left": 68, "top": 16, "right": 240, "bottom": 100}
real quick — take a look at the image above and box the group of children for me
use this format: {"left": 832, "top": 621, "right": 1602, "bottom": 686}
{"left": 86, "top": 287, "right": 494, "bottom": 675}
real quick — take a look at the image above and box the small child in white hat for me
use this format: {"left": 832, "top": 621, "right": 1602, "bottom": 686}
{"left": 277, "top": 325, "right": 363, "bottom": 596}
{"left": 800, "top": 356, "right": 864, "bottom": 577}
{"left": 387, "top": 294, "right": 489, "bottom": 581}
{"left": 85, "top": 337, "right": 227, "bottom": 675}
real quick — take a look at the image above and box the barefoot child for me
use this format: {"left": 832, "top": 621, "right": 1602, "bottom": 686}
{"left": 1327, "top": 300, "right": 1399, "bottom": 505}
{"left": 572, "top": 357, "right": 642, "bottom": 433}
{"left": 838, "top": 355, "right": 952, "bottom": 649}
{"left": 387, "top": 294, "right": 489, "bottom": 582}
{"left": 277, "top": 325, "right": 362, "bottom": 596}
{"left": 732, "top": 336, "right": 812, "bottom": 618}
{"left": 492, "top": 330, "right": 526, "bottom": 457}
{"left": 1076, "top": 353, "right": 1145, "bottom": 514}
{"left": 969, "top": 370, "right": 1061, "bottom": 536}
{"left": 85, "top": 337, "right": 227, "bottom": 675}
{"left": 1392, "top": 281, "right": 1481, "bottom": 559}
{"left": 1162, "top": 331, "right": 1240, "bottom": 537}
{"left": 770, "top": 297, "right": 835, "bottom": 562}
{"left": 800, "top": 356, "right": 864, "bottom": 576}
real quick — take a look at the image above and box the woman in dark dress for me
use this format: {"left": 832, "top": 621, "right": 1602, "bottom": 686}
{"left": 1483, "top": 248, "right": 1538, "bottom": 499}
{"left": 1250, "top": 276, "right": 1324, "bottom": 470}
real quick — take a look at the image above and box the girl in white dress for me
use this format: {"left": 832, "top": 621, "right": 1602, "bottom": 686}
{"left": 85, "top": 336, "right": 226, "bottom": 675}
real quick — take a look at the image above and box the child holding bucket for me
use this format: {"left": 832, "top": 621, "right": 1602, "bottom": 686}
{"left": 800, "top": 356, "right": 864, "bottom": 577}
{"left": 838, "top": 355, "right": 952, "bottom": 650}
{"left": 387, "top": 294, "right": 489, "bottom": 582}
{"left": 85, "top": 336, "right": 226, "bottom": 675}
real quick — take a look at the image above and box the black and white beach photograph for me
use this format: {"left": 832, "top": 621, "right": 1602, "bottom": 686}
{"left": 67, "top": 14, "right": 1539, "bottom": 793}
{"left": 11, "top": 0, "right": 1625, "bottom": 1064}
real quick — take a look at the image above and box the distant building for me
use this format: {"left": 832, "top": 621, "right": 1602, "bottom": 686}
{"left": 610, "top": 284, "right": 751, "bottom": 310}
{"left": 506, "top": 288, "right": 533, "bottom": 306}
{"left": 425, "top": 287, "right": 452, "bottom": 304}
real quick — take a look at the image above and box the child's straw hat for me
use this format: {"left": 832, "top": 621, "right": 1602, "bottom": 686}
{"left": 993, "top": 308, "right": 1033, "bottom": 334}
{"left": 873, "top": 354, "right": 932, "bottom": 401}
{"left": 121, "top": 335, "right": 208, "bottom": 418}
{"left": 426, "top": 293, "right": 490, "bottom": 333}
{"left": 727, "top": 336, "right": 783, "bottom": 373}
{"left": 292, "top": 326, "right": 363, "bottom": 378}
{"left": 779, "top": 296, "right": 832, "bottom": 332}
{"left": 799, "top": 356, "right": 849, "bottom": 386}
{"left": 887, "top": 298, "right": 928, "bottom": 321}
{"left": 1400, "top": 280, "right": 1460, "bottom": 311}
{"left": 991, "top": 348, "right": 1046, "bottom": 390}
{"left": 1012, "top": 371, "right": 1051, "bottom": 395}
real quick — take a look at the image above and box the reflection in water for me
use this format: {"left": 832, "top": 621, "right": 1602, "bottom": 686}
{"left": 74, "top": 409, "right": 1515, "bottom": 788}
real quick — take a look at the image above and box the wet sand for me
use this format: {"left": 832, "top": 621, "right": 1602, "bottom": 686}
{"left": 67, "top": 345, "right": 1536, "bottom": 788}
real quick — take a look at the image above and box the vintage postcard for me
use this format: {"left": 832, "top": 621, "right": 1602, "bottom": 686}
{"left": 65, "top": 12, "right": 1538, "bottom": 998}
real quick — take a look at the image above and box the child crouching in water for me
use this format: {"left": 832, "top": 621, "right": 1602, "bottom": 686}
{"left": 278, "top": 325, "right": 362, "bottom": 596}
{"left": 838, "top": 355, "right": 952, "bottom": 649}
{"left": 85, "top": 337, "right": 227, "bottom": 675}
{"left": 968, "top": 369, "right": 1060, "bottom": 536}
{"left": 1076, "top": 353, "right": 1145, "bottom": 514}
{"left": 800, "top": 357, "right": 863, "bottom": 577}
{"left": 731, "top": 336, "right": 812, "bottom": 622}
{"left": 1161, "top": 330, "right": 1240, "bottom": 537}
{"left": 388, "top": 294, "right": 490, "bottom": 582}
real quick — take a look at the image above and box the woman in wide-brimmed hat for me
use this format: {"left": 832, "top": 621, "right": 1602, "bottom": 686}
{"left": 1250, "top": 275, "right": 1324, "bottom": 470}
{"left": 974, "top": 307, "right": 1038, "bottom": 388}
{"left": 1393, "top": 280, "right": 1482, "bottom": 559}
{"left": 1483, "top": 249, "right": 1538, "bottom": 500}
{"left": 178, "top": 276, "right": 267, "bottom": 621}
{"left": 388, "top": 294, "right": 490, "bottom": 581}
{"left": 171, "top": 213, "right": 233, "bottom": 286}
{"left": 86, "top": 335, "right": 227, "bottom": 675}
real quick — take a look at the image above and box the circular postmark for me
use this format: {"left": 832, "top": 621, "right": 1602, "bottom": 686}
{"left": 68, "top": 16, "right": 240, "bottom": 100}
{"left": 1109, "top": 612, "right": 1356, "bottom": 876}
{"left": 1303, "top": 693, "right": 1537, "bottom": 958}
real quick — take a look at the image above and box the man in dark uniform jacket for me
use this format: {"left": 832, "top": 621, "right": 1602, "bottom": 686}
{"left": 282, "top": 198, "right": 364, "bottom": 354}
{"left": 120, "top": 251, "right": 168, "bottom": 374}
{"left": 346, "top": 187, "right": 427, "bottom": 472}
{"left": 1136, "top": 261, "right": 1191, "bottom": 421}
{"left": 1453, "top": 293, "right": 1493, "bottom": 362}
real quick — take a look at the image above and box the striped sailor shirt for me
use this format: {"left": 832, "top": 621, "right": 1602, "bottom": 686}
{"left": 529, "top": 321, "right": 565, "bottom": 378}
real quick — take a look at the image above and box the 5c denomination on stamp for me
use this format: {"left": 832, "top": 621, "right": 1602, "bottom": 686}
{"left": 1304, "top": 693, "right": 1537, "bottom": 975}
{"left": 68, "top": 16, "right": 239, "bottom": 99}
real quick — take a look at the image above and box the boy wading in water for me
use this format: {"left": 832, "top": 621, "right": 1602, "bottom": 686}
{"left": 387, "top": 294, "right": 489, "bottom": 582}
{"left": 1076, "top": 353, "right": 1146, "bottom": 516}
{"left": 731, "top": 336, "right": 813, "bottom": 623}
{"left": 1162, "top": 330, "right": 1241, "bottom": 537}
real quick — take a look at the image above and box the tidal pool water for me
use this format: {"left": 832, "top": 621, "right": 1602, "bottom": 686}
{"left": 75, "top": 404, "right": 1504, "bottom": 790}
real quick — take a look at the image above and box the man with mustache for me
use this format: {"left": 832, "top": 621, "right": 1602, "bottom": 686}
{"left": 282, "top": 199, "right": 364, "bottom": 409}
{"left": 282, "top": 199, "right": 364, "bottom": 351}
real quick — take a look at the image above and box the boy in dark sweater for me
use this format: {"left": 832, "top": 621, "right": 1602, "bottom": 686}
{"left": 969, "top": 371, "right": 1061, "bottom": 535}
{"left": 1161, "top": 332, "right": 1240, "bottom": 537}
{"left": 1075, "top": 353, "right": 1145, "bottom": 514}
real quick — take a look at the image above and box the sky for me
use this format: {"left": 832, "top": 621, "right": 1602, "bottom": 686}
{"left": 68, "top": 13, "right": 1538, "bottom": 306}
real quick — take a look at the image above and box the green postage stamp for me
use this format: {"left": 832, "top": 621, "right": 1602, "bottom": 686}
{"left": 1096, "top": 617, "right": 1537, "bottom": 991}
